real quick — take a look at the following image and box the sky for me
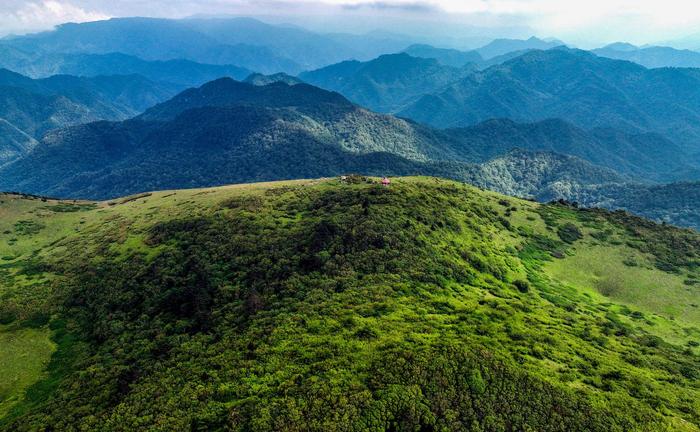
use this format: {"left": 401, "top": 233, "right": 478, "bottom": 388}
{"left": 2, "top": 0, "right": 700, "bottom": 47}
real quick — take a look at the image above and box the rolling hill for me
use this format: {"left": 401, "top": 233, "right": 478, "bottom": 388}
{"left": 0, "top": 177, "right": 698, "bottom": 430}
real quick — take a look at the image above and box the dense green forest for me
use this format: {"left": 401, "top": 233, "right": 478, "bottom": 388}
{"left": 0, "top": 177, "right": 698, "bottom": 431}
{"left": 400, "top": 48, "right": 700, "bottom": 153}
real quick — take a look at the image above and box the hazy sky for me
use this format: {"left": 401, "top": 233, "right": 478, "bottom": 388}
{"left": 3, "top": 0, "right": 700, "bottom": 47}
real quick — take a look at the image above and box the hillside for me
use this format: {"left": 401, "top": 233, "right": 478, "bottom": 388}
{"left": 0, "top": 119, "right": 37, "bottom": 165}
{"left": 0, "top": 177, "right": 698, "bottom": 431}
{"left": 445, "top": 118, "right": 693, "bottom": 182}
{"left": 464, "top": 150, "right": 626, "bottom": 199}
{"left": 400, "top": 48, "right": 700, "bottom": 152}
{"left": 0, "top": 86, "right": 97, "bottom": 142}
{"left": 0, "top": 69, "right": 179, "bottom": 142}
{"left": 0, "top": 68, "right": 178, "bottom": 113}
{"left": 566, "top": 181, "right": 700, "bottom": 230}
{"left": 300, "top": 53, "right": 475, "bottom": 112}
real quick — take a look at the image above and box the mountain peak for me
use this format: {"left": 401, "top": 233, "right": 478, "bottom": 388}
{"left": 243, "top": 72, "right": 303, "bottom": 86}
{"left": 363, "top": 52, "right": 440, "bottom": 70}
{"left": 403, "top": 44, "right": 483, "bottom": 67}
{"left": 300, "top": 52, "right": 474, "bottom": 112}
{"left": 498, "top": 46, "right": 605, "bottom": 67}
{"left": 140, "top": 77, "right": 354, "bottom": 121}
{"left": 602, "top": 42, "right": 639, "bottom": 52}
{"left": 477, "top": 36, "right": 566, "bottom": 59}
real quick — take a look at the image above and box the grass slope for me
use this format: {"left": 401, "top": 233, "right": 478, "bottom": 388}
{"left": 0, "top": 326, "right": 54, "bottom": 419}
{"left": 0, "top": 178, "right": 698, "bottom": 431}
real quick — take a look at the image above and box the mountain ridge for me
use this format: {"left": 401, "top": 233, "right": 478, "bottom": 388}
{"left": 300, "top": 53, "right": 476, "bottom": 112}
{"left": 400, "top": 48, "right": 700, "bottom": 154}
{"left": 2, "top": 77, "right": 699, "bottom": 230}
{"left": 593, "top": 43, "right": 700, "bottom": 68}
{"left": 0, "top": 68, "right": 180, "bottom": 164}
{"left": 0, "top": 52, "right": 251, "bottom": 87}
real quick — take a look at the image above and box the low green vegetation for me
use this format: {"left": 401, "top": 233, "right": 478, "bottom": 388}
{"left": 0, "top": 326, "right": 55, "bottom": 418}
{"left": 546, "top": 244, "right": 699, "bottom": 325}
{"left": 0, "top": 178, "right": 698, "bottom": 431}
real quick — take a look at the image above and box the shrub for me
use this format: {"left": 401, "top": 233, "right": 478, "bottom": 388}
{"left": 557, "top": 223, "right": 583, "bottom": 243}
{"left": 467, "top": 369, "right": 486, "bottom": 395}
{"left": 514, "top": 279, "right": 530, "bottom": 293}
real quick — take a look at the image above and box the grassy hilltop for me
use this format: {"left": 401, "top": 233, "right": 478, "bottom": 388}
{"left": 0, "top": 177, "right": 698, "bottom": 431}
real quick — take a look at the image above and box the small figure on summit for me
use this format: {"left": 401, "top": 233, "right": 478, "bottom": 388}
{"left": 381, "top": 177, "right": 391, "bottom": 187}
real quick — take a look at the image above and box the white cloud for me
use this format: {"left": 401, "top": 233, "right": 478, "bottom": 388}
{"left": 0, "top": 1, "right": 109, "bottom": 35}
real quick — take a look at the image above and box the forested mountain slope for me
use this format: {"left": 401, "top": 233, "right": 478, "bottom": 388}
{"left": 0, "top": 68, "right": 178, "bottom": 140}
{"left": 401, "top": 48, "right": 700, "bottom": 152}
{"left": 0, "top": 119, "right": 37, "bottom": 165}
{"left": 0, "top": 177, "right": 697, "bottom": 431}
{"left": 300, "top": 53, "right": 475, "bottom": 112}
{"left": 0, "top": 78, "right": 466, "bottom": 199}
